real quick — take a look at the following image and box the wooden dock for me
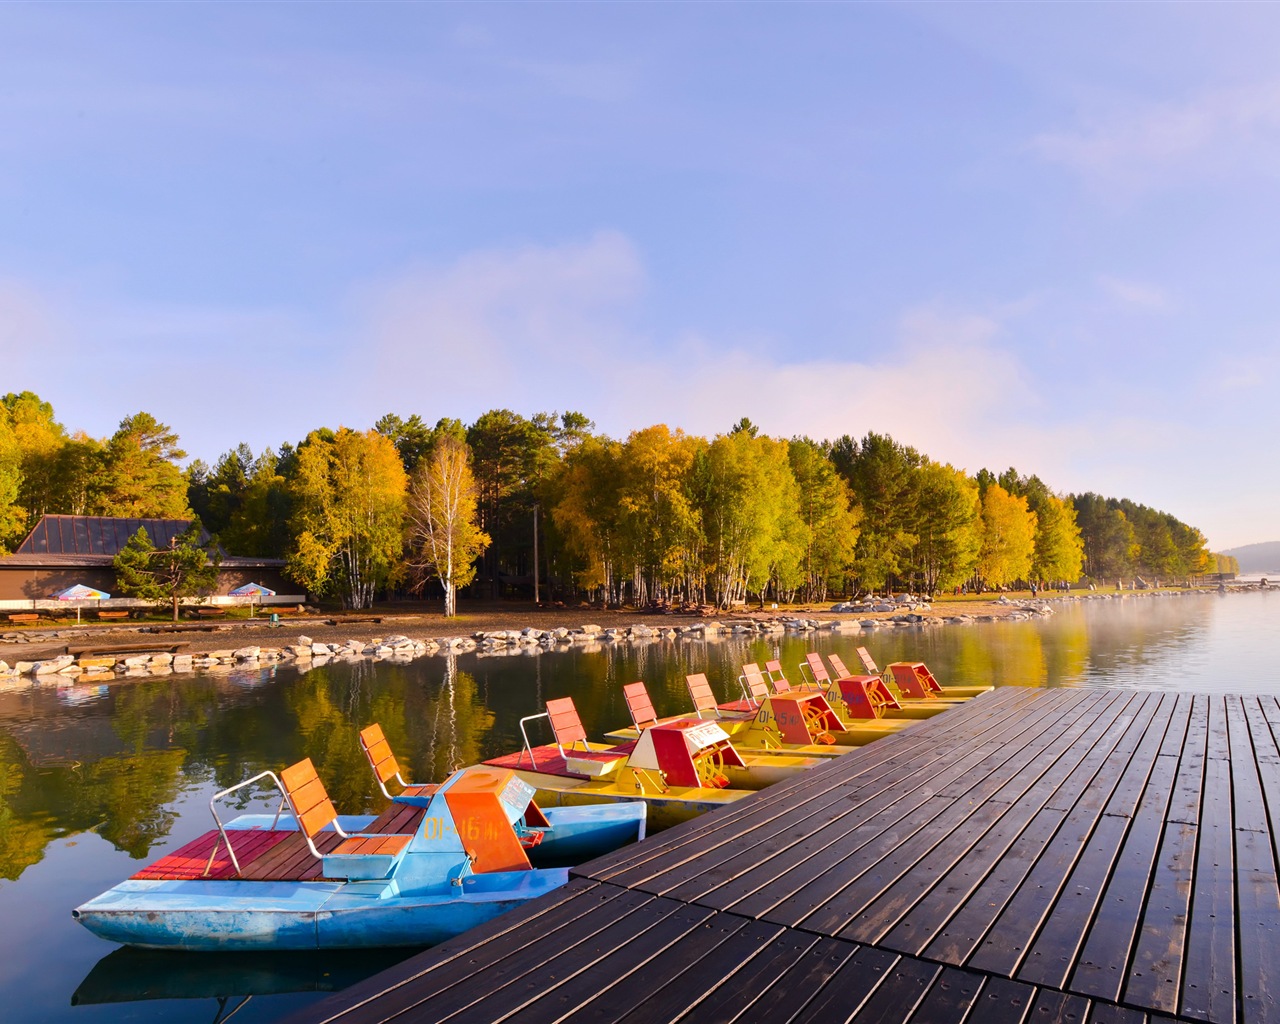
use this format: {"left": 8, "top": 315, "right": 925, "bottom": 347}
{"left": 282, "top": 687, "right": 1280, "bottom": 1024}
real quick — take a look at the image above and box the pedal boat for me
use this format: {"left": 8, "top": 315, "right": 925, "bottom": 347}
{"left": 853, "top": 646, "right": 994, "bottom": 701}
{"left": 71, "top": 759, "right": 645, "bottom": 951}
{"left": 483, "top": 697, "right": 820, "bottom": 830}
{"left": 602, "top": 673, "right": 911, "bottom": 751}
{"left": 799, "top": 653, "right": 965, "bottom": 720}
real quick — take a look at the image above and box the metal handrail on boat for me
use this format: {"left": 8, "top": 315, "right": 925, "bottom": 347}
{"left": 518, "top": 712, "right": 551, "bottom": 770}
{"left": 207, "top": 770, "right": 290, "bottom": 878}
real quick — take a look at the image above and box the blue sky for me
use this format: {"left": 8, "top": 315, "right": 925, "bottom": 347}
{"left": 2, "top": 3, "right": 1277, "bottom": 549}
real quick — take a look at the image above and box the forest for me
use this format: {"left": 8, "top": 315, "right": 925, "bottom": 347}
{"left": 0, "top": 391, "right": 1238, "bottom": 610}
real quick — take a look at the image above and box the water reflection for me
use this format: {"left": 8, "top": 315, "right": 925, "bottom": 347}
{"left": 72, "top": 946, "right": 420, "bottom": 1006}
{"left": 0, "top": 591, "right": 1274, "bottom": 1023}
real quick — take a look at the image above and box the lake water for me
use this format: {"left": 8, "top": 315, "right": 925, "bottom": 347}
{"left": 1, "top": 590, "right": 1275, "bottom": 1023}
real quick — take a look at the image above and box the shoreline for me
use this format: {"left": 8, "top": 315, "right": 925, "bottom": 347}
{"left": 0, "top": 587, "right": 1230, "bottom": 686}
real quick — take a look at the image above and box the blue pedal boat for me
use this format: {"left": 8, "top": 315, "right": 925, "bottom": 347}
{"left": 72, "top": 758, "right": 645, "bottom": 951}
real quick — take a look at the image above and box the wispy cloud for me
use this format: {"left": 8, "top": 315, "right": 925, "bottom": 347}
{"left": 1098, "top": 276, "right": 1172, "bottom": 312}
{"left": 1032, "top": 79, "right": 1280, "bottom": 192}
{"left": 356, "top": 230, "right": 646, "bottom": 400}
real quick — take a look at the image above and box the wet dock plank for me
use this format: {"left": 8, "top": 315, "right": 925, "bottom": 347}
{"left": 282, "top": 689, "right": 1280, "bottom": 1024}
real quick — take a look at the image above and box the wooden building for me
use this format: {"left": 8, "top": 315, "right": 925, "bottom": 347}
{"left": 0, "top": 515, "right": 301, "bottom": 611}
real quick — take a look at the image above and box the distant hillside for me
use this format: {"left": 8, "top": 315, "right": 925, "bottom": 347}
{"left": 1222, "top": 541, "right": 1280, "bottom": 573}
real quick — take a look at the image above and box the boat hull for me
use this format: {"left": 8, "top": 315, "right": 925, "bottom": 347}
{"left": 510, "top": 773, "right": 747, "bottom": 832}
{"left": 73, "top": 870, "right": 569, "bottom": 951}
{"left": 72, "top": 800, "right": 646, "bottom": 951}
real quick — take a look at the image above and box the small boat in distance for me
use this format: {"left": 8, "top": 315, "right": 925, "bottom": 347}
{"left": 72, "top": 759, "right": 645, "bottom": 951}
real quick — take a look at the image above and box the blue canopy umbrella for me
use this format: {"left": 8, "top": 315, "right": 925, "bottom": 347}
{"left": 54, "top": 584, "right": 111, "bottom": 623}
{"left": 228, "top": 582, "right": 275, "bottom": 617}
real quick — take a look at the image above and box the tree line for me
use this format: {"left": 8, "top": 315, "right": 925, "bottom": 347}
{"left": 0, "top": 392, "right": 1237, "bottom": 613}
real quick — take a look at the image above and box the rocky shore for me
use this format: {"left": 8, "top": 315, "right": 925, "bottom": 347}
{"left": 0, "top": 588, "right": 1217, "bottom": 689}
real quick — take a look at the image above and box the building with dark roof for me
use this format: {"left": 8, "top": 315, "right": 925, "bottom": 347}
{"left": 0, "top": 515, "right": 300, "bottom": 610}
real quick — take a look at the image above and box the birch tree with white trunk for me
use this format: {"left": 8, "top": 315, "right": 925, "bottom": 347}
{"left": 408, "top": 437, "right": 490, "bottom": 617}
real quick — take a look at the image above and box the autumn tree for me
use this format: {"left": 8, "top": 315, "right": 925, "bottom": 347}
{"left": 112, "top": 520, "right": 222, "bottom": 620}
{"left": 287, "top": 428, "right": 408, "bottom": 609}
{"left": 977, "top": 484, "right": 1036, "bottom": 588}
{"left": 0, "top": 393, "right": 105, "bottom": 541}
{"left": 913, "top": 461, "right": 982, "bottom": 594}
{"left": 2, "top": 392, "right": 67, "bottom": 534}
{"left": 0, "top": 409, "right": 24, "bottom": 551}
{"left": 698, "top": 431, "right": 805, "bottom": 608}
{"left": 407, "top": 436, "right": 490, "bottom": 616}
{"left": 93, "top": 412, "right": 191, "bottom": 518}
{"left": 615, "top": 425, "right": 705, "bottom": 606}
{"left": 788, "top": 438, "right": 860, "bottom": 602}
{"left": 1030, "top": 492, "right": 1084, "bottom": 584}
{"left": 994, "top": 468, "right": 1085, "bottom": 585}
{"left": 548, "top": 435, "right": 625, "bottom": 601}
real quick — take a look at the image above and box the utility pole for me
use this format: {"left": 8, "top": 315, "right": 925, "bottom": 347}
{"left": 532, "top": 503, "right": 540, "bottom": 605}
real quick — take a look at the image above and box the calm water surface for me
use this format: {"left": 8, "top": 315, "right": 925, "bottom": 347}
{"left": 1, "top": 591, "right": 1275, "bottom": 1023}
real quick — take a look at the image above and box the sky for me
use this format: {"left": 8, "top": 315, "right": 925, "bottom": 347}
{"left": 1, "top": 3, "right": 1278, "bottom": 550}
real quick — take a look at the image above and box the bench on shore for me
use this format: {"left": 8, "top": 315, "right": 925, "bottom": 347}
{"left": 326, "top": 616, "right": 383, "bottom": 626}
{"left": 194, "top": 608, "right": 227, "bottom": 618}
{"left": 94, "top": 610, "right": 131, "bottom": 621}
{"left": 4, "top": 613, "right": 41, "bottom": 624}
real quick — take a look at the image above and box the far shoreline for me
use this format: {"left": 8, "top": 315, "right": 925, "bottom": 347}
{"left": 1, "top": 584, "right": 1252, "bottom": 672}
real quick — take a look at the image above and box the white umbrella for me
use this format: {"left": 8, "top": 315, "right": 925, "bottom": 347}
{"left": 54, "top": 584, "right": 111, "bottom": 624}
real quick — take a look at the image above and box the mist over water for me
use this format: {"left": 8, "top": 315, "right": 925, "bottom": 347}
{"left": 0, "top": 590, "right": 1274, "bottom": 1022}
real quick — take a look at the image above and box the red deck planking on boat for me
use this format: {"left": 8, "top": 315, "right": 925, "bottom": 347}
{"left": 485, "top": 747, "right": 572, "bottom": 774}
{"left": 132, "top": 828, "right": 294, "bottom": 881}
{"left": 134, "top": 804, "right": 426, "bottom": 883}
{"left": 484, "top": 741, "right": 637, "bottom": 778}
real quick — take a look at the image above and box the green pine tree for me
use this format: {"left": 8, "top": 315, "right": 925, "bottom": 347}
{"left": 112, "top": 521, "right": 222, "bottom": 620}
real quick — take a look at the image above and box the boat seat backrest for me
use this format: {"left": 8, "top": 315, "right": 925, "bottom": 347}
{"left": 805, "top": 652, "right": 832, "bottom": 685}
{"left": 282, "top": 756, "right": 415, "bottom": 878}
{"left": 741, "top": 663, "right": 770, "bottom": 704}
{"left": 623, "top": 682, "right": 658, "bottom": 731}
{"left": 280, "top": 758, "right": 339, "bottom": 841}
{"left": 856, "top": 646, "right": 879, "bottom": 675}
{"left": 359, "top": 724, "right": 403, "bottom": 785}
{"left": 546, "top": 697, "right": 589, "bottom": 750}
{"left": 828, "top": 653, "right": 853, "bottom": 680}
{"left": 765, "top": 660, "right": 793, "bottom": 694}
{"left": 686, "top": 673, "right": 719, "bottom": 717}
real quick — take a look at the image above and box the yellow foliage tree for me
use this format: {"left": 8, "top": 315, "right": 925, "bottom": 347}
{"left": 1031, "top": 492, "right": 1085, "bottom": 584}
{"left": 287, "top": 428, "right": 408, "bottom": 609}
{"left": 548, "top": 435, "right": 624, "bottom": 596}
{"left": 407, "top": 437, "right": 490, "bottom": 617}
{"left": 978, "top": 483, "right": 1036, "bottom": 587}
{"left": 615, "top": 425, "right": 705, "bottom": 605}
